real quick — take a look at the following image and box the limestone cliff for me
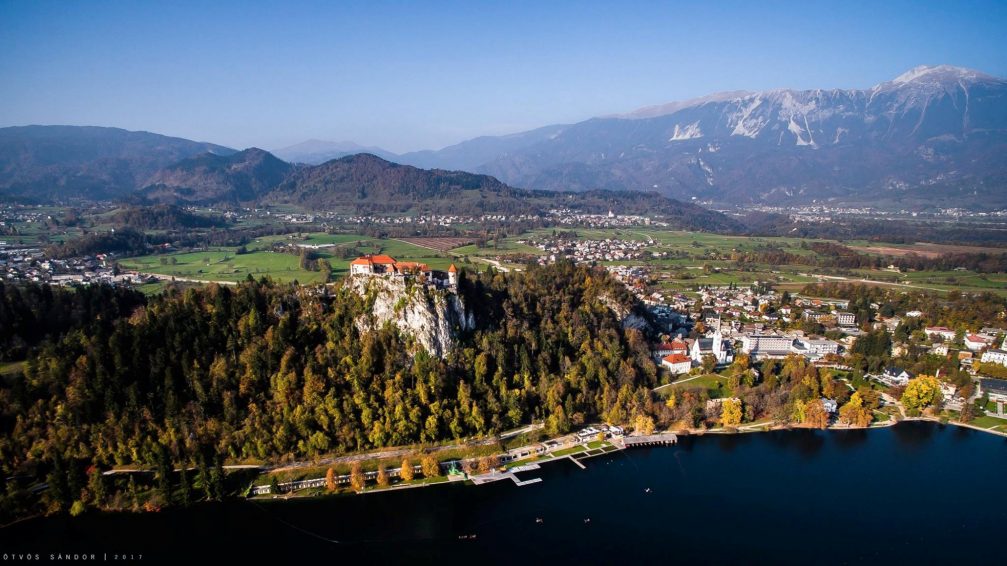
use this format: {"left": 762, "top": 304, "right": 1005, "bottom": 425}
{"left": 599, "top": 291, "right": 651, "bottom": 332}
{"left": 349, "top": 275, "right": 474, "bottom": 357}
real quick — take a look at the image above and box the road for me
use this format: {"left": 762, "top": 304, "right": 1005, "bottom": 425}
{"left": 269, "top": 435, "right": 501, "bottom": 473}
{"left": 136, "top": 272, "right": 238, "bottom": 286}
{"left": 797, "top": 272, "right": 948, "bottom": 293}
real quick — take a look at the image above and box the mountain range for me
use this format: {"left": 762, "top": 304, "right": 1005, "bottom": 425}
{"left": 137, "top": 150, "right": 738, "bottom": 230}
{"left": 0, "top": 65, "right": 1004, "bottom": 209}
{"left": 391, "top": 65, "right": 1007, "bottom": 208}
{"left": 0, "top": 126, "right": 234, "bottom": 201}
{"left": 271, "top": 139, "right": 398, "bottom": 164}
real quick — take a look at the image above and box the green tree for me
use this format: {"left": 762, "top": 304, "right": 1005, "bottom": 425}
{"left": 702, "top": 354, "right": 717, "bottom": 374}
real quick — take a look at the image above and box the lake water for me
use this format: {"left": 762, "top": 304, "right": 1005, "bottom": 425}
{"left": 3, "top": 422, "right": 1006, "bottom": 564}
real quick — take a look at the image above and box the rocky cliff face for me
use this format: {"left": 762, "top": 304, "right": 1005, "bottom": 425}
{"left": 599, "top": 292, "right": 650, "bottom": 332}
{"left": 349, "top": 275, "right": 474, "bottom": 357}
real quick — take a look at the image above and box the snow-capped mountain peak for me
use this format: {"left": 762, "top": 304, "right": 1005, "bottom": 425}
{"left": 886, "top": 64, "right": 999, "bottom": 87}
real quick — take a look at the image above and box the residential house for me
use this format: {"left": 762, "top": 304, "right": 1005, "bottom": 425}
{"left": 822, "top": 398, "right": 838, "bottom": 414}
{"left": 964, "top": 334, "right": 993, "bottom": 352}
{"left": 939, "top": 382, "right": 964, "bottom": 405}
{"left": 878, "top": 367, "right": 913, "bottom": 386}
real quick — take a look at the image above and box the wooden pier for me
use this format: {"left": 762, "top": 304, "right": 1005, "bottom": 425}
{"left": 623, "top": 433, "right": 678, "bottom": 447}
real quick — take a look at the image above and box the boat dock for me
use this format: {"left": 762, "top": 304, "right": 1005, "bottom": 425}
{"left": 623, "top": 433, "right": 678, "bottom": 447}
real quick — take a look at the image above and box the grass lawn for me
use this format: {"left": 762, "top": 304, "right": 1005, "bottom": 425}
{"left": 550, "top": 445, "right": 587, "bottom": 457}
{"left": 665, "top": 373, "right": 731, "bottom": 399}
{"left": 503, "top": 457, "right": 540, "bottom": 470}
{"left": 966, "top": 415, "right": 1006, "bottom": 430}
{"left": 586, "top": 440, "right": 610, "bottom": 450}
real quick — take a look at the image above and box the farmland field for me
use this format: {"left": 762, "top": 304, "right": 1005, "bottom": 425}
{"left": 397, "top": 237, "right": 473, "bottom": 252}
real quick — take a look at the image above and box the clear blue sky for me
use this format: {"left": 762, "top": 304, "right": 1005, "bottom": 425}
{"left": 1, "top": 0, "right": 1005, "bottom": 153}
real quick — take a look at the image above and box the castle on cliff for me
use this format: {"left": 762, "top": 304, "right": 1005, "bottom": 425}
{"left": 350, "top": 254, "right": 457, "bottom": 287}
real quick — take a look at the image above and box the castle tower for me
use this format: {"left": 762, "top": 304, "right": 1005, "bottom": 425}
{"left": 448, "top": 263, "right": 458, "bottom": 287}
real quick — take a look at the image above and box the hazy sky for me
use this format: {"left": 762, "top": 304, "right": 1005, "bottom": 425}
{"left": 2, "top": 0, "right": 1005, "bottom": 153}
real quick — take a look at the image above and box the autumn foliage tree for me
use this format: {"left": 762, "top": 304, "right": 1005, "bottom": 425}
{"left": 804, "top": 399, "right": 829, "bottom": 429}
{"left": 399, "top": 458, "right": 414, "bottom": 482}
{"left": 838, "top": 391, "right": 873, "bottom": 428}
{"left": 720, "top": 398, "right": 743, "bottom": 427}
{"left": 325, "top": 467, "right": 337, "bottom": 492}
{"left": 634, "top": 414, "right": 656, "bottom": 435}
{"left": 349, "top": 463, "right": 365, "bottom": 492}
{"left": 901, "top": 375, "right": 942, "bottom": 415}
{"left": 421, "top": 455, "right": 440, "bottom": 478}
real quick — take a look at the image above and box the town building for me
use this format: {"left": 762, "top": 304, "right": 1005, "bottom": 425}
{"left": 690, "top": 332, "right": 733, "bottom": 365}
{"left": 964, "top": 334, "right": 993, "bottom": 352}
{"left": 925, "top": 326, "right": 957, "bottom": 341}
{"left": 793, "top": 338, "right": 841, "bottom": 358}
{"left": 981, "top": 349, "right": 1007, "bottom": 367}
{"left": 653, "top": 337, "right": 689, "bottom": 360}
{"left": 835, "top": 312, "right": 856, "bottom": 327}
{"left": 661, "top": 353, "right": 693, "bottom": 375}
{"left": 741, "top": 333, "right": 795, "bottom": 359}
{"left": 978, "top": 378, "right": 1007, "bottom": 404}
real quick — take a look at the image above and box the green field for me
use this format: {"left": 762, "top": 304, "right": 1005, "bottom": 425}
{"left": 118, "top": 234, "right": 467, "bottom": 284}
{"left": 448, "top": 227, "right": 1007, "bottom": 297}
{"left": 121, "top": 249, "right": 329, "bottom": 284}
{"left": 663, "top": 373, "right": 732, "bottom": 399}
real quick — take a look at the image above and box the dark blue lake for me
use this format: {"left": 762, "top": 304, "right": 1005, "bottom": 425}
{"left": 3, "top": 422, "right": 1005, "bottom": 564}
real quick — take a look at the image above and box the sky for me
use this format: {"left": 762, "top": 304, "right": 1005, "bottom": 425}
{"left": 1, "top": 0, "right": 1005, "bottom": 153}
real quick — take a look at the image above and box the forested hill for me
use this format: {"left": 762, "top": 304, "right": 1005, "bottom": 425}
{"left": 0, "top": 126, "right": 235, "bottom": 201}
{"left": 0, "top": 263, "right": 661, "bottom": 518}
{"left": 267, "top": 153, "right": 741, "bottom": 230}
{"left": 268, "top": 152, "right": 532, "bottom": 213}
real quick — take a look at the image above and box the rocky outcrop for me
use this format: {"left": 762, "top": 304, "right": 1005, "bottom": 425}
{"left": 349, "top": 275, "right": 474, "bottom": 357}
{"left": 600, "top": 292, "right": 650, "bottom": 332}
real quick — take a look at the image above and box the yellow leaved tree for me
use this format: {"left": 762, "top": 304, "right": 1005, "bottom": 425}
{"left": 721, "top": 398, "right": 743, "bottom": 427}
